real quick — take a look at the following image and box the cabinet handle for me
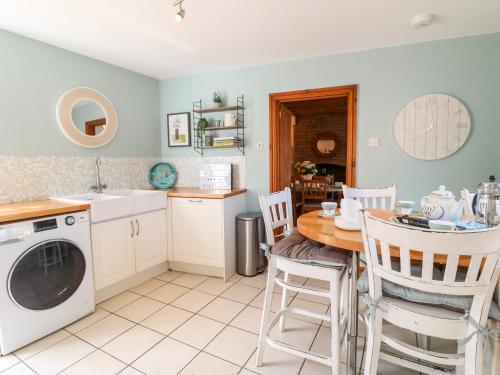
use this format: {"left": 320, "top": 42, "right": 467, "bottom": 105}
{"left": 130, "top": 220, "right": 134, "bottom": 237}
{"left": 136, "top": 219, "right": 140, "bottom": 236}
{"left": 188, "top": 199, "right": 203, "bottom": 203}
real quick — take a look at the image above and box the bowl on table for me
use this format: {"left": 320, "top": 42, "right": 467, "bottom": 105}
{"left": 320, "top": 202, "right": 337, "bottom": 217}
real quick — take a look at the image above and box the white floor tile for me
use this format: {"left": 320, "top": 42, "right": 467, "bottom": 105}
{"left": 154, "top": 270, "right": 184, "bottom": 282}
{"left": 288, "top": 298, "right": 329, "bottom": 325}
{"left": 118, "top": 367, "right": 143, "bottom": 375}
{"left": 65, "top": 309, "right": 111, "bottom": 334}
{"left": 245, "top": 346, "right": 304, "bottom": 375}
{"left": 194, "top": 277, "right": 235, "bottom": 296}
{"left": 60, "top": 350, "right": 126, "bottom": 375}
{"left": 295, "top": 291, "right": 331, "bottom": 306}
{"left": 250, "top": 290, "right": 293, "bottom": 313}
{"left": 24, "top": 336, "right": 94, "bottom": 375}
{"left": 230, "top": 306, "right": 266, "bottom": 334}
{"left": 179, "top": 352, "right": 240, "bottom": 375}
{"left": 115, "top": 297, "right": 165, "bottom": 323}
{"left": 170, "top": 315, "right": 225, "bottom": 349}
{"left": 101, "top": 325, "right": 164, "bottom": 364}
{"left": 98, "top": 292, "right": 141, "bottom": 313}
{"left": 132, "top": 338, "right": 198, "bottom": 375}
{"left": 141, "top": 305, "right": 193, "bottom": 335}
{"left": 0, "top": 353, "right": 20, "bottom": 372}
{"left": 146, "top": 283, "right": 190, "bottom": 304}
{"left": 269, "top": 317, "right": 320, "bottom": 351}
{"left": 205, "top": 326, "right": 258, "bottom": 366}
{"left": 75, "top": 315, "right": 135, "bottom": 348}
{"left": 228, "top": 274, "right": 244, "bottom": 283}
{"left": 0, "top": 362, "right": 36, "bottom": 375}
{"left": 171, "top": 273, "right": 209, "bottom": 288}
{"left": 129, "top": 278, "right": 166, "bottom": 295}
{"left": 221, "top": 283, "right": 261, "bottom": 304}
{"left": 171, "top": 290, "right": 216, "bottom": 313}
{"left": 239, "top": 369, "right": 259, "bottom": 375}
{"left": 199, "top": 297, "right": 246, "bottom": 324}
{"left": 300, "top": 359, "right": 348, "bottom": 375}
{"left": 237, "top": 273, "right": 268, "bottom": 289}
{"left": 14, "top": 329, "right": 71, "bottom": 361}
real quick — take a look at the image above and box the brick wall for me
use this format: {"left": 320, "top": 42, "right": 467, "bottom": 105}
{"left": 293, "top": 112, "right": 347, "bottom": 167}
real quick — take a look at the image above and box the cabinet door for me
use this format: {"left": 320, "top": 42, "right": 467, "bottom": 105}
{"left": 91, "top": 217, "right": 135, "bottom": 290}
{"left": 134, "top": 210, "right": 168, "bottom": 272}
{"left": 171, "top": 198, "right": 223, "bottom": 267}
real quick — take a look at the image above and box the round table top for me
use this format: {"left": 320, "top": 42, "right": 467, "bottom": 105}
{"left": 297, "top": 209, "right": 394, "bottom": 252}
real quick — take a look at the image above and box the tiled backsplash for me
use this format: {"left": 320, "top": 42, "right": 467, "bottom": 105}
{"left": 161, "top": 156, "right": 246, "bottom": 189}
{"left": 0, "top": 155, "right": 246, "bottom": 203}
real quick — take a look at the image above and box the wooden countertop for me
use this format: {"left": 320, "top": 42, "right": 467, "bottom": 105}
{"left": 0, "top": 199, "right": 90, "bottom": 224}
{"left": 164, "top": 187, "right": 247, "bottom": 199}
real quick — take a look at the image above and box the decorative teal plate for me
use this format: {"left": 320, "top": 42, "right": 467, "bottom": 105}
{"left": 149, "top": 162, "right": 177, "bottom": 189}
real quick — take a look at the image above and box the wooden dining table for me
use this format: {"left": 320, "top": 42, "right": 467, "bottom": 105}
{"left": 297, "top": 209, "right": 500, "bottom": 375}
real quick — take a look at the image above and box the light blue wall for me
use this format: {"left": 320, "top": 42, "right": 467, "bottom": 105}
{"left": 0, "top": 29, "right": 160, "bottom": 157}
{"left": 160, "top": 33, "right": 500, "bottom": 210}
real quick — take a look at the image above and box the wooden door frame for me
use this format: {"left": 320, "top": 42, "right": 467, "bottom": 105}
{"left": 269, "top": 85, "right": 358, "bottom": 192}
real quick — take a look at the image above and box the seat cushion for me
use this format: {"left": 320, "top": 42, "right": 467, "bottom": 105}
{"left": 357, "top": 269, "right": 500, "bottom": 320}
{"left": 271, "top": 229, "right": 350, "bottom": 268}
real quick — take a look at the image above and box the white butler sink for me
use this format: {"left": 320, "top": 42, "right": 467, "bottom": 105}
{"left": 55, "top": 189, "right": 167, "bottom": 223}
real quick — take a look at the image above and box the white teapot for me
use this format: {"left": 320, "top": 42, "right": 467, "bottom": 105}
{"left": 224, "top": 113, "right": 237, "bottom": 127}
{"left": 421, "top": 185, "right": 464, "bottom": 222}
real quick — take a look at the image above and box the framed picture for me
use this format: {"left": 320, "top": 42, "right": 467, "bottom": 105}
{"left": 167, "top": 112, "right": 191, "bottom": 147}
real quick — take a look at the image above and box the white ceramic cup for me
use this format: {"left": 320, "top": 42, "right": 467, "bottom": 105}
{"left": 321, "top": 202, "right": 337, "bottom": 216}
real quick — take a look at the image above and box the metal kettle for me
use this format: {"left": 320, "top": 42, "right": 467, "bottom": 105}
{"left": 472, "top": 175, "right": 500, "bottom": 227}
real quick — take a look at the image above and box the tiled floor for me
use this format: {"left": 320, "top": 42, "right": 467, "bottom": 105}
{"left": 0, "top": 271, "right": 444, "bottom": 374}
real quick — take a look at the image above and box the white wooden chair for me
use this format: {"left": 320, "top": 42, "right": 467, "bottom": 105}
{"left": 360, "top": 211, "right": 500, "bottom": 375}
{"left": 342, "top": 185, "right": 397, "bottom": 210}
{"left": 460, "top": 188, "right": 476, "bottom": 215}
{"left": 256, "top": 187, "right": 349, "bottom": 374}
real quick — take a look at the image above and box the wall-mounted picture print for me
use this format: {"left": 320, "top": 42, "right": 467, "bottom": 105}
{"left": 167, "top": 112, "right": 191, "bottom": 147}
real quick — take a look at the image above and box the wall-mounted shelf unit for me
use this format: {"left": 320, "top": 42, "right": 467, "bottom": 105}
{"left": 193, "top": 95, "right": 245, "bottom": 156}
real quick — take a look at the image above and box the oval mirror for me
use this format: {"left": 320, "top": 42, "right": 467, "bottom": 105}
{"left": 314, "top": 133, "right": 336, "bottom": 157}
{"left": 57, "top": 87, "right": 117, "bottom": 148}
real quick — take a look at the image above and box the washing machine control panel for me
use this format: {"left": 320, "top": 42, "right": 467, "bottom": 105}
{"left": 65, "top": 216, "right": 75, "bottom": 226}
{"left": 33, "top": 218, "right": 58, "bottom": 232}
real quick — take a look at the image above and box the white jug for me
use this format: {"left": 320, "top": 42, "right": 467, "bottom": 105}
{"left": 224, "top": 113, "right": 237, "bottom": 127}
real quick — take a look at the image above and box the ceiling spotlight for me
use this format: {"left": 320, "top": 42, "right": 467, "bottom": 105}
{"left": 411, "top": 14, "right": 433, "bottom": 29}
{"left": 174, "top": 0, "right": 185, "bottom": 23}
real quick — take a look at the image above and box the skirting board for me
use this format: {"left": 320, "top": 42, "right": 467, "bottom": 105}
{"left": 95, "top": 261, "right": 169, "bottom": 304}
{"left": 169, "top": 261, "right": 233, "bottom": 282}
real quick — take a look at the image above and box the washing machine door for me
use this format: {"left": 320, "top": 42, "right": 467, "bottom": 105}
{"left": 8, "top": 240, "right": 86, "bottom": 310}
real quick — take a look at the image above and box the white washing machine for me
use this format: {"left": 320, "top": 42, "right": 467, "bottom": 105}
{"left": 0, "top": 211, "right": 95, "bottom": 355}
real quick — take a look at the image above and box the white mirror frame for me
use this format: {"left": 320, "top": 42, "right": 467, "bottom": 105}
{"left": 56, "top": 87, "right": 118, "bottom": 148}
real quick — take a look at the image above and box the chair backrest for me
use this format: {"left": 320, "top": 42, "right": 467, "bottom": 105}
{"left": 259, "top": 188, "right": 294, "bottom": 246}
{"left": 342, "top": 184, "right": 397, "bottom": 210}
{"left": 302, "top": 180, "right": 327, "bottom": 201}
{"left": 460, "top": 188, "right": 475, "bottom": 215}
{"left": 360, "top": 211, "right": 500, "bottom": 319}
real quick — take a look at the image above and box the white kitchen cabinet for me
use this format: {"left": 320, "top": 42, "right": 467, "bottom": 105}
{"left": 91, "top": 216, "right": 136, "bottom": 290}
{"left": 135, "top": 210, "right": 168, "bottom": 272}
{"left": 91, "top": 209, "right": 167, "bottom": 290}
{"left": 167, "top": 193, "right": 246, "bottom": 281}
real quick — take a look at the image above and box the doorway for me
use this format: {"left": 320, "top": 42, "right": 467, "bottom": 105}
{"left": 269, "top": 85, "right": 357, "bottom": 192}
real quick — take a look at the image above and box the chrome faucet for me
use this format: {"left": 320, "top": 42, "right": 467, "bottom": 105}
{"left": 90, "top": 157, "right": 107, "bottom": 194}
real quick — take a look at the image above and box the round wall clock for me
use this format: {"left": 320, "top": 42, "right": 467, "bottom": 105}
{"left": 394, "top": 94, "right": 471, "bottom": 160}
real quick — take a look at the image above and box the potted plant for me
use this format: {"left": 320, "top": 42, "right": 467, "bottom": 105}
{"left": 196, "top": 118, "right": 208, "bottom": 144}
{"left": 213, "top": 91, "right": 222, "bottom": 107}
{"left": 295, "top": 161, "right": 318, "bottom": 180}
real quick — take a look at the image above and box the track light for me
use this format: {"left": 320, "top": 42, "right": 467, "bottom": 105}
{"left": 174, "top": 0, "right": 185, "bottom": 23}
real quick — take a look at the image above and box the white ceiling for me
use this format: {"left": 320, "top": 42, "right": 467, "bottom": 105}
{"left": 1, "top": 0, "right": 499, "bottom": 79}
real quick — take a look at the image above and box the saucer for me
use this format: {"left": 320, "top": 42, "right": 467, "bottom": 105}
{"left": 318, "top": 211, "right": 339, "bottom": 218}
{"left": 334, "top": 215, "right": 361, "bottom": 231}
